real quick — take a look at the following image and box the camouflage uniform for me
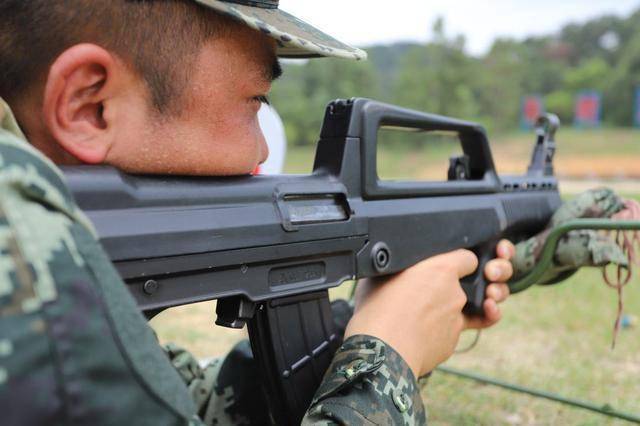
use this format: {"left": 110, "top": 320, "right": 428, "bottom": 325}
{"left": 0, "top": 100, "right": 425, "bottom": 425}
{"left": 302, "top": 335, "right": 423, "bottom": 425}
{"left": 167, "top": 335, "right": 424, "bottom": 425}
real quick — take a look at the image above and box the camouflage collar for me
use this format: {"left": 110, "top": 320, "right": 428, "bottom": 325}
{"left": 0, "top": 99, "right": 97, "bottom": 236}
{"left": 0, "top": 98, "right": 26, "bottom": 141}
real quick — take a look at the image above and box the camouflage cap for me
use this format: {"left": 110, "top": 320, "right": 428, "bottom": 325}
{"left": 192, "top": 0, "right": 367, "bottom": 60}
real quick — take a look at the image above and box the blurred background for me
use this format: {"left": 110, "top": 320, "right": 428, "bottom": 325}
{"left": 152, "top": 2, "right": 640, "bottom": 424}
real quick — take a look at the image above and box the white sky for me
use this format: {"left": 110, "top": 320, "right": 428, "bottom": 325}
{"left": 279, "top": 0, "right": 640, "bottom": 55}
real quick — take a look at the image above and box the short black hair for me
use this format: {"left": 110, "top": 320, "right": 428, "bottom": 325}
{"left": 0, "top": 0, "right": 235, "bottom": 113}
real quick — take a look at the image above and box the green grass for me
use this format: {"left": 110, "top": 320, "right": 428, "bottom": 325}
{"left": 622, "top": 193, "right": 640, "bottom": 202}
{"left": 151, "top": 127, "right": 639, "bottom": 425}
{"left": 424, "top": 268, "right": 640, "bottom": 425}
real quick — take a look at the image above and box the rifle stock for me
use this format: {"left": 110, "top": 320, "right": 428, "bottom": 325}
{"left": 64, "top": 98, "right": 562, "bottom": 424}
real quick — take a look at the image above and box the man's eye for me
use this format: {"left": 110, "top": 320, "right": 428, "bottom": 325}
{"left": 254, "top": 95, "right": 271, "bottom": 105}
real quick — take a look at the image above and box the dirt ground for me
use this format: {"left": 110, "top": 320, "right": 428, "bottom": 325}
{"left": 493, "top": 155, "right": 640, "bottom": 179}
{"left": 417, "top": 154, "right": 640, "bottom": 181}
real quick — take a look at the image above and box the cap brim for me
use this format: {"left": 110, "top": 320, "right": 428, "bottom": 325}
{"left": 193, "top": 0, "right": 367, "bottom": 60}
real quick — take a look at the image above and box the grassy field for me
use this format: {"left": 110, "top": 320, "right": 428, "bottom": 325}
{"left": 151, "top": 128, "right": 639, "bottom": 425}
{"left": 424, "top": 268, "right": 640, "bottom": 425}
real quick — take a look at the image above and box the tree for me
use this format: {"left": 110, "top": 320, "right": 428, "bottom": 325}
{"left": 270, "top": 58, "right": 380, "bottom": 146}
{"left": 393, "top": 18, "right": 479, "bottom": 120}
{"left": 268, "top": 7, "right": 640, "bottom": 139}
{"left": 603, "top": 31, "right": 640, "bottom": 125}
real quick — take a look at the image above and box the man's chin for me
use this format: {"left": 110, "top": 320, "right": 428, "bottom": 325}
{"left": 185, "top": 163, "right": 260, "bottom": 177}
{"left": 104, "top": 162, "right": 258, "bottom": 177}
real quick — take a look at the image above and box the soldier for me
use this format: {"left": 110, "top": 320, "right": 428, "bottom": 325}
{"left": 0, "top": 2, "right": 514, "bottom": 423}
{"left": 0, "top": 1, "right": 628, "bottom": 425}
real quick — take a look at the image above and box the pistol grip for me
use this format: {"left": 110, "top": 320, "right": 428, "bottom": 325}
{"left": 461, "top": 241, "right": 498, "bottom": 316}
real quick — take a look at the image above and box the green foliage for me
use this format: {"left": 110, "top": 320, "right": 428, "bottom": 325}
{"left": 392, "top": 21, "right": 480, "bottom": 120}
{"left": 475, "top": 40, "right": 528, "bottom": 131}
{"left": 603, "top": 30, "right": 640, "bottom": 125}
{"left": 270, "top": 9, "right": 640, "bottom": 146}
{"left": 545, "top": 90, "right": 575, "bottom": 124}
{"left": 270, "top": 59, "right": 380, "bottom": 146}
{"left": 564, "top": 57, "right": 611, "bottom": 92}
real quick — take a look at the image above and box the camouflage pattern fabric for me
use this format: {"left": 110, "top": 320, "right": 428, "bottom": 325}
{"left": 512, "top": 188, "right": 628, "bottom": 284}
{"left": 165, "top": 340, "right": 270, "bottom": 425}
{"left": 165, "top": 300, "right": 427, "bottom": 425}
{"left": 0, "top": 102, "right": 203, "bottom": 425}
{"left": 192, "top": 0, "right": 367, "bottom": 60}
{"left": 0, "top": 101, "right": 423, "bottom": 425}
{"left": 0, "top": 99, "right": 25, "bottom": 141}
{"left": 303, "top": 335, "right": 426, "bottom": 425}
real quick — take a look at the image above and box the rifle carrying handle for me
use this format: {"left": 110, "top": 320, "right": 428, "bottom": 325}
{"left": 356, "top": 99, "right": 500, "bottom": 199}
{"left": 317, "top": 99, "right": 501, "bottom": 199}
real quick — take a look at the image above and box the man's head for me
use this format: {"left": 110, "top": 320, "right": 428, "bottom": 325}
{"left": 0, "top": 0, "right": 363, "bottom": 175}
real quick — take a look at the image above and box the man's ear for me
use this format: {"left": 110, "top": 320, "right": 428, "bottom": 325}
{"left": 42, "top": 44, "right": 117, "bottom": 164}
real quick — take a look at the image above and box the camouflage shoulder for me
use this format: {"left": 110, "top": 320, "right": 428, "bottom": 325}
{"left": 0, "top": 178, "right": 90, "bottom": 315}
{"left": 303, "top": 335, "right": 426, "bottom": 425}
{"left": 0, "top": 113, "right": 94, "bottom": 315}
{"left": 0, "top": 116, "right": 94, "bottom": 234}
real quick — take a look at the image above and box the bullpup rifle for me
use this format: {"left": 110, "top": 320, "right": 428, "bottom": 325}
{"left": 64, "top": 98, "right": 634, "bottom": 425}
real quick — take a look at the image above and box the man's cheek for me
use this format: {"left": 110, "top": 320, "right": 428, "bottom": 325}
{"left": 260, "top": 135, "right": 269, "bottom": 164}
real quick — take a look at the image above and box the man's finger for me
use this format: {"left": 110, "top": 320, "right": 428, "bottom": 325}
{"left": 464, "top": 299, "right": 501, "bottom": 329}
{"left": 486, "top": 283, "right": 510, "bottom": 303}
{"left": 450, "top": 249, "right": 479, "bottom": 278}
{"left": 427, "top": 249, "right": 478, "bottom": 278}
{"left": 497, "top": 239, "right": 515, "bottom": 260}
{"left": 497, "top": 239, "right": 516, "bottom": 259}
{"left": 484, "top": 258, "right": 513, "bottom": 282}
{"left": 483, "top": 298, "right": 501, "bottom": 323}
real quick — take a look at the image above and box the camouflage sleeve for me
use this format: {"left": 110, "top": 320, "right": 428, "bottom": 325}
{"left": 164, "top": 340, "right": 269, "bottom": 426}
{"left": 512, "top": 188, "right": 629, "bottom": 284}
{"left": 302, "top": 335, "right": 426, "bottom": 425}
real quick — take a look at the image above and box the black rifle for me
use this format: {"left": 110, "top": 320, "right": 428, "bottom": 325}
{"left": 64, "top": 98, "right": 561, "bottom": 425}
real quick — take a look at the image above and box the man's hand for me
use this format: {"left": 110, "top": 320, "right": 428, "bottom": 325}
{"left": 464, "top": 239, "right": 514, "bottom": 329}
{"left": 344, "top": 240, "right": 514, "bottom": 378}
